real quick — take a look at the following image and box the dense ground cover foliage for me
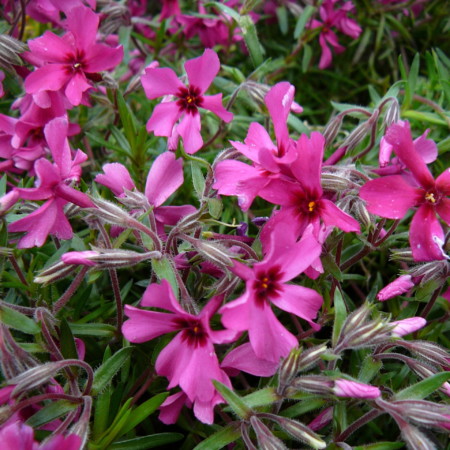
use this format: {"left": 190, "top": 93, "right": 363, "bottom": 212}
{"left": 0, "top": 1, "right": 449, "bottom": 449}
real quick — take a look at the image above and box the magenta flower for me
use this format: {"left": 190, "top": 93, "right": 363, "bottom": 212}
{"left": 24, "top": 5, "right": 123, "bottom": 106}
{"left": 141, "top": 49, "right": 233, "bottom": 154}
{"left": 122, "top": 280, "right": 239, "bottom": 424}
{"left": 220, "top": 223, "right": 324, "bottom": 363}
{"left": 0, "top": 421, "right": 81, "bottom": 450}
{"left": 309, "top": 0, "right": 362, "bottom": 69}
{"left": 258, "top": 131, "right": 360, "bottom": 242}
{"left": 359, "top": 121, "right": 450, "bottom": 261}
{"left": 390, "top": 317, "right": 427, "bottom": 337}
{"left": 8, "top": 117, "right": 93, "bottom": 248}
{"left": 333, "top": 379, "right": 381, "bottom": 399}
{"left": 95, "top": 152, "right": 196, "bottom": 234}
{"left": 213, "top": 82, "right": 300, "bottom": 211}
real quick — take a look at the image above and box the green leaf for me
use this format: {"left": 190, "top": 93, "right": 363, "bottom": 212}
{"left": 301, "top": 44, "right": 312, "bottom": 73}
{"left": 26, "top": 400, "right": 78, "bottom": 428}
{"left": 121, "top": 393, "right": 169, "bottom": 435}
{"left": 92, "top": 347, "right": 134, "bottom": 396}
{"left": 193, "top": 425, "right": 241, "bottom": 450}
{"left": 59, "top": 318, "right": 78, "bottom": 360}
{"left": 402, "top": 110, "right": 449, "bottom": 127}
{"left": 205, "top": 2, "right": 240, "bottom": 21}
{"left": 242, "top": 387, "right": 279, "bottom": 408}
{"left": 93, "top": 386, "right": 112, "bottom": 439}
{"left": 358, "top": 356, "right": 382, "bottom": 384}
{"left": 152, "top": 257, "right": 179, "bottom": 299}
{"left": 395, "top": 372, "right": 450, "bottom": 400}
{"left": 0, "top": 303, "right": 40, "bottom": 334}
{"left": 191, "top": 161, "right": 206, "bottom": 198}
{"left": 332, "top": 289, "right": 347, "bottom": 347}
{"left": 117, "top": 91, "right": 137, "bottom": 150}
{"left": 212, "top": 380, "right": 252, "bottom": 419}
{"left": 354, "top": 443, "right": 404, "bottom": 450}
{"left": 239, "top": 14, "right": 264, "bottom": 67}
{"left": 70, "top": 323, "right": 116, "bottom": 338}
{"left": 207, "top": 197, "right": 223, "bottom": 219}
{"left": 405, "top": 53, "right": 420, "bottom": 108}
{"left": 322, "top": 253, "right": 342, "bottom": 282}
{"left": 110, "top": 434, "right": 184, "bottom": 450}
{"left": 95, "top": 401, "right": 133, "bottom": 450}
{"left": 294, "top": 5, "right": 316, "bottom": 39}
{"left": 276, "top": 6, "right": 288, "bottom": 35}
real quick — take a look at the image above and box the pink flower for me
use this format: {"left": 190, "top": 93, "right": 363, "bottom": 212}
{"left": 24, "top": 5, "right": 123, "bottom": 106}
{"left": 360, "top": 121, "right": 450, "bottom": 261}
{"left": 141, "top": 49, "right": 233, "bottom": 154}
{"left": 333, "top": 379, "right": 381, "bottom": 399}
{"left": 122, "top": 280, "right": 239, "bottom": 423}
{"left": 0, "top": 421, "right": 81, "bottom": 450}
{"left": 258, "top": 131, "right": 360, "bottom": 243}
{"left": 9, "top": 117, "right": 93, "bottom": 248}
{"left": 219, "top": 223, "right": 324, "bottom": 363}
{"left": 95, "top": 152, "right": 196, "bottom": 234}
{"left": 0, "top": 70, "right": 4, "bottom": 98}
{"left": 377, "top": 274, "right": 415, "bottom": 301}
{"left": 309, "top": 0, "right": 362, "bottom": 69}
{"left": 390, "top": 317, "right": 427, "bottom": 337}
{"left": 213, "top": 82, "right": 300, "bottom": 211}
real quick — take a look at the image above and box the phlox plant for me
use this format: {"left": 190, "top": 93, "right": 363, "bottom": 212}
{"left": 0, "top": 1, "right": 448, "bottom": 450}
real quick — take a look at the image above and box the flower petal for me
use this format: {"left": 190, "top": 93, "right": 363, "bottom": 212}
{"left": 65, "top": 72, "right": 92, "bottom": 106}
{"left": 145, "top": 151, "right": 183, "bottom": 207}
{"left": 410, "top": 204, "right": 445, "bottom": 262}
{"left": 84, "top": 43, "right": 123, "bottom": 73}
{"left": 66, "top": 6, "right": 99, "bottom": 52}
{"left": 320, "top": 199, "right": 360, "bottom": 233}
{"left": 177, "top": 113, "right": 203, "bottom": 154}
{"left": 146, "top": 101, "right": 181, "bottom": 137}
{"left": 359, "top": 175, "right": 423, "bottom": 219}
{"left": 201, "top": 94, "right": 233, "bottom": 122}
{"left": 28, "top": 31, "right": 74, "bottom": 62}
{"left": 95, "top": 163, "right": 135, "bottom": 196}
{"left": 25, "top": 64, "right": 69, "bottom": 94}
{"left": 185, "top": 48, "right": 219, "bottom": 93}
{"left": 141, "top": 67, "right": 184, "bottom": 100}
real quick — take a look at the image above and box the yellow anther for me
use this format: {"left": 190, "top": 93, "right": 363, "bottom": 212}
{"left": 186, "top": 96, "right": 194, "bottom": 103}
{"left": 261, "top": 283, "right": 268, "bottom": 289}
{"left": 308, "top": 201, "right": 316, "bottom": 212}
{"left": 73, "top": 62, "right": 81, "bottom": 69}
{"left": 425, "top": 192, "right": 436, "bottom": 203}
{"left": 193, "top": 326, "right": 199, "bottom": 334}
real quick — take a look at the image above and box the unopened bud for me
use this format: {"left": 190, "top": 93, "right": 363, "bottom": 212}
{"left": 183, "top": 236, "right": 234, "bottom": 268}
{"left": 342, "top": 320, "right": 392, "bottom": 349}
{"left": 307, "top": 407, "right": 333, "bottom": 431}
{"left": 409, "top": 260, "right": 448, "bottom": 284}
{"left": 383, "top": 98, "right": 400, "bottom": 128}
{"left": 341, "top": 303, "right": 372, "bottom": 336}
{"left": 61, "top": 248, "right": 161, "bottom": 268}
{"left": 261, "top": 413, "right": 327, "bottom": 449}
{"left": 117, "top": 189, "right": 148, "bottom": 209}
{"left": 0, "top": 190, "right": 19, "bottom": 214}
{"left": 321, "top": 173, "right": 352, "bottom": 191}
{"left": 323, "top": 115, "right": 344, "bottom": 146}
{"left": 10, "top": 362, "right": 60, "bottom": 397}
{"left": 397, "top": 340, "right": 449, "bottom": 366}
{"left": 390, "top": 400, "right": 450, "bottom": 429}
{"left": 249, "top": 415, "right": 287, "bottom": 450}
{"left": 290, "top": 376, "right": 333, "bottom": 396}
{"left": 100, "top": 3, "right": 130, "bottom": 34}
{"left": 87, "top": 197, "right": 131, "bottom": 226}
{"left": 69, "top": 396, "right": 92, "bottom": 449}
{"left": 400, "top": 422, "right": 436, "bottom": 450}
{"left": 297, "top": 344, "right": 328, "bottom": 372}
{"left": 333, "top": 379, "right": 381, "bottom": 399}
{"left": 244, "top": 81, "right": 270, "bottom": 110}
{"left": 377, "top": 275, "right": 415, "bottom": 301}
{"left": 341, "top": 119, "right": 372, "bottom": 152}
{"left": 278, "top": 347, "right": 302, "bottom": 390}
{"left": 0, "top": 35, "right": 27, "bottom": 72}
{"left": 390, "top": 317, "right": 426, "bottom": 337}
{"left": 390, "top": 248, "right": 415, "bottom": 262}
{"left": 34, "top": 261, "right": 78, "bottom": 284}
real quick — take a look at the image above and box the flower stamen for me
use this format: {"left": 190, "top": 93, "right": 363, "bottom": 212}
{"left": 425, "top": 192, "right": 436, "bottom": 203}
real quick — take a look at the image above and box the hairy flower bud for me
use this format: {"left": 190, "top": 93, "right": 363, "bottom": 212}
{"left": 333, "top": 379, "right": 381, "bottom": 399}
{"left": 308, "top": 407, "right": 333, "bottom": 431}
{"left": 397, "top": 340, "right": 450, "bottom": 366}
{"left": 0, "top": 34, "right": 27, "bottom": 72}
{"left": 34, "top": 261, "right": 78, "bottom": 284}
{"left": 297, "top": 344, "right": 329, "bottom": 372}
{"left": 249, "top": 415, "right": 287, "bottom": 450}
{"left": 390, "top": 317, "right": 426, "bottom": 337}
{"left": 61, "top": 248, "right": 161, "bottom": 268}
{"left": 400, "top": 423, "right": 435, "bottom": 450}
{"left": 278, "top": 347, "right": 302, "bottom": 390}
{"left": 10, "top": 362, "right": 60, "bottom": 397}
{"left": 383, "top": 98, "right": 400, "bottom": 128}
{"left": 183, "top": 236, "right": 234, "bottom": 268}
{"left": 377, "top": 275, "right": 415, "bottom": 301}
{"left": 323, "top": 114, "right": 344, "bottom": 147}
{"left": 390, "top": 248, "right": 415, "bottom": 262}
{"left": 290, "top": 376, "right": 333, "bottom": 396}
{"left": 87, "top": 197, "right": 131, "bottom": 226}
{"left": 408, "top": 260, "right": 449, "bottom": 284}
{"left": 260, "top": 413, "right": 327, "bottom": 449}
{"left": 0, "top": 190, "right": 19, "bottom": 214}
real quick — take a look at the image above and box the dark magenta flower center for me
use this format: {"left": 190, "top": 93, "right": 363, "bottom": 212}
{"left": 253, "top": 266, "right": 282, "bottom": 304}
{"left": 177, "top": 86, "right": 203, "bottom": 114}
{"left": 176, "top": 317, "right": 208, "bottom": 348}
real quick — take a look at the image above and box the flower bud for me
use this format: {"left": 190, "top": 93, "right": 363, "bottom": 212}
{"left": 0, "top": 190, "right": 19, "bottom": 214}
{"left": 333, "top": 379, "right": 381, "bottom": 399}
{"left": 341, "top": 303, "right": 372, "bottom": 336}
{"left": 377, "top": 275, "right": 415, "bottom": 301}
{"left": 321, "top": 173, "right": 353, "bottom": 191}
{"left": 183, "top": 236, "right": 234, "bottom": 268}
{"left": 409, "top": 260, "right": 449, "bottom": 284}
{"left": 34, "top": 261, "right": 78, "bottom": 284}
{"left": 290, "top": 376, "right": 333, "bottom": 396}
{"left": 249, "top": 415, "right": 287, "bottom": 450}
{"left": 400, "top": 423, "right": 436, "bottom": 450}
{"left": 0, "top": 35, "right": 27, "bottom": 72}
{"left": 388, "top": 400, "right": 450, "bottom": 429}
{"left": 307, "top": 407, "right": 333, "bottom": 432}
{"left": 61, "top": 248, "right": 161, "bottom": 268}
{"left": 390, "top": 317, "right": 426, "bottom": 337}
{"left": 297, "top": 344, "right": 328, "bottom": 372}
{"left": 390, "top": 248, "right": 415, "bottom": 262}
{"left": 397, "top": 340, "right": 449, "bottom": 366}
{"left": 69, "top": 396, "right": 92, "bottom": 449}
{"left": 383, "top": 98, "right": 400, "bottom": 128}
{"left": 10, "top": 363, "right": 60, "bottom": 398}
{"left": 261, "top": 413, "right": 327, "bottom": 449}
{"left": 117, "top": 189, "right": 148, "bottom": 209}
{"left": 323, "top": 115, "right": 344, "bottom": 147}
{"left": 278, "top": 347, "right": 302, "bottom": 390}
{"left": 87, "top": 197, "right": 131, "bottom": 226}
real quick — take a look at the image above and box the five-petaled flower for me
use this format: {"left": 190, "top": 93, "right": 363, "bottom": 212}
{"left": 141, "top": 48, "right": 233, "bottom": 154}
